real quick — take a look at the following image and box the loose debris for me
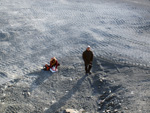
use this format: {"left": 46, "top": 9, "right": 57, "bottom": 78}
{"left": 92, "top": 73, "right": 123, "bottom": 113}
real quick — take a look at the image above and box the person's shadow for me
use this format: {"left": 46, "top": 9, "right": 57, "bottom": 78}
{"left": 27, "top": 69, "right": 53, "bottom": 92}
{"left": 44, "top": 74, "right": 87, "bottom": 113}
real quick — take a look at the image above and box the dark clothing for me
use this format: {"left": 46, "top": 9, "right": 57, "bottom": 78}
{"left": 82, "top": 50, "right": 93, "bottom": 73}
{"left": 82, "top": 50, "right": 93, "bottom": 64}
{"left": 84, "top": 63, "right": 92, "bottom": 73}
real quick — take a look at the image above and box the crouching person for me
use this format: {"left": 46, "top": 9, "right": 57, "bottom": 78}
{"left": 44, "top": 57, "right": 60, "bottom": 72}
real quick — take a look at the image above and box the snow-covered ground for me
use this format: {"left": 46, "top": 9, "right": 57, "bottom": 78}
{"left": 0, "top": 0, "right": 150, "bottom": 80}
{"left": 0, "top": 0, "right": 150, "bottom": 112}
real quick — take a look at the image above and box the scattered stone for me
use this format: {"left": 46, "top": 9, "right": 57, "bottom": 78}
{"left": 62, "top": 108, "right": 86, "bottom": 113}
{"left": 109, "top": 90, "right": 111, "bottom": 93}
{"left": 98, "top": 106, "right": 101, "bottom": 110}
{"left": 114, "top": 109, "right": 118, "bottom": 112}
{"left": 1, "top": 97, "right": 5, "bottom": 102}
{"left": 22, "top": 90, "right": 30, "bottom": 98}
{"left": 79, "top": 109, "right": 86, "bottom": 113}
{"left": 105, "top": 109, "right": 111, "bottom": 113}
{"left": 98, "top": 99, "right": 104, "bottom": 105}
{"left": 8, "top": 84, "right": 13, "bottom": 88}
{"left": 64, "top": 109, "right": 78, "bottom": 113}
{"left": 98, "top": 93, "right": 116, "bottom": 105}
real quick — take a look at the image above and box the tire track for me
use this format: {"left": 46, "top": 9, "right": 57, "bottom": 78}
{"left": 1, "top": 0, "right": 150, "bottom": 76}
{"left": 0, "top": 35, "right": 86, "bottom": 76}
{"left": 90, "top": 28, "right": 150, "bottom": 61}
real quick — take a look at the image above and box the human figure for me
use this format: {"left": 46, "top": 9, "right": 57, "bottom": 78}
{"left": 82, "top": 46, "right": 93, "bottom": 75}
{"left": 49, "top": 57, "right": 60, "bottom": 71}
{"left": 44, "top": 57, "right": 60, "bottom": 72}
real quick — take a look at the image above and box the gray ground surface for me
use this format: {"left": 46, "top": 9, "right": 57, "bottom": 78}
{"left": 0, "top": 0, "right": 150, "bottom": 113}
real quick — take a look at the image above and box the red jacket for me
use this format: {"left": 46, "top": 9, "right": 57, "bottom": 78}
{"left": 49, "top": 60, "right": 59, "bottom": 69}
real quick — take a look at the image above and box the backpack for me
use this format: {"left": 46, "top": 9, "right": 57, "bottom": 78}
{"left": 44, "top": 64, "right": 50, "bottom": 71}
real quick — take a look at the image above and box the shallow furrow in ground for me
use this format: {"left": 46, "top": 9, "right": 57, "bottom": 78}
{"left": 0, "top": 0, "right": 150, "bottom": 112}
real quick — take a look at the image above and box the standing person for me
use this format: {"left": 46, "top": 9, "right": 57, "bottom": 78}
{"left": 82, "top": 46, "right": 93, "bottom": 75}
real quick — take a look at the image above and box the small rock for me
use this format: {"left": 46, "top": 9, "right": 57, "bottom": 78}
{"left": 139, "top": 110, "right": 142, "bottom": 112}
{"left": 100, "top": 79, "right": 103, "bottom": 82}
{"left": 105, "top": 110, "right": 111, "bottom": 113}
{"left": 63, "top": 108, "right": 86, "bottom": 113}
{"left": 3, "top": 93, "right": 6, "bottom": 96}
{"left": 131, "top": 91, "right": 134, "bottom": 94}
{"left": 97, "top": 99, "right": 104, "bottom": 105}
{"left": 124, "top": 107, "right": 128, "bottom": 110}
{"left": 64, "top": 109, "right": 78, "bottom": 113}
{"left": 22, "top": 90, "right": 30, "bottom": 98}
{"left": 4, "top": 85, "right": 7, "bottom": 89}
{"left": 98, "top": 106, "right": 101, "bottom": 110}
{"left": 114, "top": 109, "right": 118, "bottom": 112}
{"left": 27, "top": 92, "right": 31, "bottom": 96}
{"left": 8, "top": 85, "right": 13, "bottom": 87}
{"left": 109, "top": 90, "right": 111, "bottom": 93}
{"left": 79, "top": 109, "right": 85, "bottom": 112}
